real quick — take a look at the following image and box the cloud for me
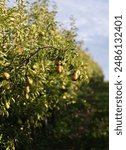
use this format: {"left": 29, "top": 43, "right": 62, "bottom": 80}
{"left": 50, "top": 0, "right": 109, "bottom": 80}
{"left": 51, "top": 0, "right": 108, "bottom": 44}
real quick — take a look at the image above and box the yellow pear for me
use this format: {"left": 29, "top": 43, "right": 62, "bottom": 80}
{"left": 27, "top": 77, "right": 33, "bottom": 85}
{"left": 3, "top": 72, "right": 10, "bottom": 80}
{"left": 72, "top": 70, "right": 80, "bottom": 81}
{"left": 76, "top": 70, "right": 81, "bottom": 76}
{"left": 26, "top": 94, "right": 29, "bottom": 99}
{"left": 6, "top": 101, "right": 10, "bottom": 109}
{"left": 25, "top": 86, "right": 30, "bottom": 93}
{"left": 16, "top": 47, "right": 24, "bottom": 55}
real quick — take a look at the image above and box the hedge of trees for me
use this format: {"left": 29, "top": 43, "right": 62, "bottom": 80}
{"left": 0, "top": 0, "right": 108, "bottom": 150}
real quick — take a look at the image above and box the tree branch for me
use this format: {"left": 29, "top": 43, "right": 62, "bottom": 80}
{"left": 17, "top": 45, "right": 69, "bottom": 71}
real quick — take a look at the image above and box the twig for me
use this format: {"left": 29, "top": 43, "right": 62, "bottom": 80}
{"left": 17, "top": 45, "right": 69, "bottom": 71}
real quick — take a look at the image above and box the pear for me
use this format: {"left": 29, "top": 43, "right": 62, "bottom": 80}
{"left": 16, "top": 47, "right": 24, "bottom": 55}
{"left": 3, "top": 72, "right": 10, "bottom": 80}
{"left": 27, "top": 77, "right": 33, "bottom": 85}
{"left": 56, "top": 65, "right": 64, "bottom": 73}
{"left": 25, "top": 86, "right": 30, "bottom": 93}
{"left": 6, "top": 101, "right": 10, "bottom": 109}
{"left": 26, "top": 94, "right": 29, "bottom": 99}
{"left": 72, "top": 70, "right": 81, "bottom": 81}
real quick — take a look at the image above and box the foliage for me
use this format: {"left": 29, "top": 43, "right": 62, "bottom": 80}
{"left": 0, "top": 0, "right": 108, "bottom": 150}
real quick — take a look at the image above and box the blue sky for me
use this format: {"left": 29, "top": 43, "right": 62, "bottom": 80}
{"left": 8, "top": 0, "right": 109, "bottom": 80}
{"left": 49, "top": 0, "right": 109, "bottom": 80}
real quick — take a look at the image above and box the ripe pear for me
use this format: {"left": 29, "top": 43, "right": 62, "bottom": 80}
{"left": 26, "top": 94, "right": 29, "bottom": 99}
{"left": 25, "top": 86, "right": 30, "bottom": 93}
{"left": 3, "top": 72, "right": 10, "bottom": 80}
{"left": 72, "top": 70, "right": 81, "bottom": 81}
{"left": 6, "top": 101, "right": 10, "bottom": 109}
{"left": 16, "top": 47, "right": 24, "bottom": 55}
{"left": 32, "top": 63, "right": 38, "bottom": 70}
{"left": 27, "top": 77, "right": 33, "bottom": 85}
{"left": 56, "top": 65, "right": 64, "bottom": 73}
{"left": 76, "top": 70, "right": 81, "bottom": 76}
{"left": 61, "top": 85, "right": 65, "bottom": 90}
{"left": 63, "top": 95, "right": 67, "bottom": 99}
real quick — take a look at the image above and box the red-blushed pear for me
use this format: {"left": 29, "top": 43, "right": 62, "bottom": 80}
{"left": 56, "top": 65, "right": 64, "bottom": 73}
{"left": 16, "top": 47, "right": 24, "bottom": 55}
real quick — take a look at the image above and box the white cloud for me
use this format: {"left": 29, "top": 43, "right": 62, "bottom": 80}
{"left": 50, "top": 0, "right": 109, "bottom": 80}
{"left": 52, "top": 0, "right": 108, "bottom": 39}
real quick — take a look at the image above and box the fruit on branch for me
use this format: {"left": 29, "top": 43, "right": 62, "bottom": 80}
{"left": 3, "top": 72, "right": 10, "bottom": 80}
{"left": 25, "top": 86, "right": 30, "bottom": 94}
{"left": 27, "top": 77, "right": 33, "bottom": 85}
{"left": 5, "top": 101, "right": 10, "bottom": 109}
{"left": 56, "top": 65, "right": 64, "bottom": 73}
{"left": 26, "top": 94, "right": 29, "bottom": 99}
{"left": 16, "top": 47, "right": 24, "bottom": 55}
{"left": 32, "top": 63, "right": 39, "bottom": 70}
{"left": 72, "top": 70, "right": 81, "bottom": 81}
